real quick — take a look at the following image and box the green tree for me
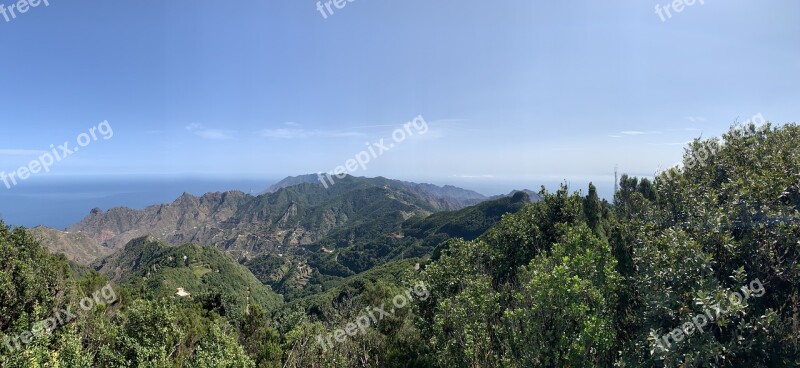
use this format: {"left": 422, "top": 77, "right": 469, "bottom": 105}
{"left": 584, "top": 182, "right": 603, "bottom": 235}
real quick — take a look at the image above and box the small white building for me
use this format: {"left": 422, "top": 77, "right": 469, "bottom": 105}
{"left": 176, "top": 288, "right": 191, "bottom": 297}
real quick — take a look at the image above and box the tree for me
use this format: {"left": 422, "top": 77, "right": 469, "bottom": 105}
{"left": 501, "top": 225, "right": 619, "bottom": 367}
{"left": 584, "top": 182, "right": 603, "bottom": 235}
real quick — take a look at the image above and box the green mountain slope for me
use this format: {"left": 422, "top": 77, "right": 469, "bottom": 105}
{"left": 308, "top": 190, "right": 533, "bottom": 275}
{"left": 246, "top": 192, "right": 532, "bottom": 299}
{"left": 65, "top": 176, "right": 486, "bottom": 260}
{"left": 96, "top": 236, "right": 283, "bottom": 317}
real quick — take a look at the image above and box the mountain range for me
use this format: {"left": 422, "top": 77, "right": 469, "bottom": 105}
{"left": 33, "top": 175, "right": 539, "bottom": 269}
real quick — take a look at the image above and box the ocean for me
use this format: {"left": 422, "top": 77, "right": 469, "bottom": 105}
{"left": 0, "top": 178, "right": 274, "bottom": 229}
{"left": 0, "top": 176, "right": 615, "bottom": 230}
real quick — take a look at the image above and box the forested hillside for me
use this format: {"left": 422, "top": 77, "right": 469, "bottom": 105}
{"left": 60, "top": 176, "right": 487, "bottom": 259}
{"left": 96, "top": 236, "right": 284, "bottom": 317}
{"left": 246, "top": 191, "right": 532, "bottom": 300}
{"left": 2, "top": 123, "right": 799, "bottom": 367}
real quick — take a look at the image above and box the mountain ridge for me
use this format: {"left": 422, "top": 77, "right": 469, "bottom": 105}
{"left": 62, "top": 176, "right": 497, "bottom": 258}
{"left": 38, "top": 175, "right": 542, "bottom": 267}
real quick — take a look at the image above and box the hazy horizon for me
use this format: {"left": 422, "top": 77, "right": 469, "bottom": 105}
{"left": 2, "top": 1, "right": 798, "bottom": 188}
{"left": 2, "top": 2, "right": 799, "bottom": 367}
{"left": 0, "top": 173, "right": 621, "bottom": 229}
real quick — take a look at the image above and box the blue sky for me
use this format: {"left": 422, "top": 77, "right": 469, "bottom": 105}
{"left": 0, "top": 0, "right": 798, "bottom": 196}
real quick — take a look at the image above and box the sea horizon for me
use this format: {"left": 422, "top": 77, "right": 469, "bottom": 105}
{"left": 0, "top": 174, "right": 618, "bottom": 229}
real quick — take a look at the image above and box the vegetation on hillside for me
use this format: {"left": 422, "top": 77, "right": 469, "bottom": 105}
{"left": 2, "top": 123, "right": 799, "bottom": 366}
{"left": 246, "top": 192, "right": 531, "bottom": 300}
{"left": 98, "top": 236, "right": 284, "bottom": 318}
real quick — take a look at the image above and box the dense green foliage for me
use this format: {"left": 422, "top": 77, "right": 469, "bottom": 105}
{"left": 245, "top": 193, "right": 529, "bottom": 301}
{"left": 98, "top": 237, "right": 283, "bottom": 318}
{"left": 0, "top": 229, "right": 263, "bottom": 367}
{"left": 3, "top": 123, "right": 800, "bottom": 366}
{"left": 307, "top": 193, "right": 530, "bottom": 275}
{"left": 416, "top": 185, "right": 620, "bottom": 367}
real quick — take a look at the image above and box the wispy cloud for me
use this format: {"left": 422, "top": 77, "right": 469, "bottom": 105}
{"left": 619, "top": 130, "right": 662, "bottom": 136}
{"left": 186, "top": 123, "right": 235, "bottom": 140}
{"left": 344, "top": 118, "right": 464, "bottom": 131}
{"left": 261, "top": 127, "right": 365, "bottom": 139}
{"left": 195, "top": 130, "right": 235, "bottom": 140}
{"left": 686, "top": 116, "right": 707, "bottom": 123}
{"left": 263, "top": 117, "right": 451, "bottom": 140}
{"left": 0, "top": 149, "right": 47, "bottom": 156}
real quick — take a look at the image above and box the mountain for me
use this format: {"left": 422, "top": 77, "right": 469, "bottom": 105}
{"left": 28, "top": 226, "right": 113, "bottom": 266}
{"left": 244, "top": 253, "right": 311, "bottom": 296}
{"left": 68, "top": 190, "right": 249, "bottom": 249}
{"left": 263, "top": 174, "right": 321, "bottom": 193}
{"left": 65, "top": 176, "right": 489, "bottom": 259}
{"left": 8, "top": 125, "right": 800, "bottom": 367}
{"left": 401, "top": 181, "right": 487, "bottom": 203}
{"left": 265, "top": 174, "right": 487, "bottom": 207}
{"left": 246, "top": 191, "right": 533, "bottom": 299}
{"left": 95, "top": 236, "right": 283, "bottom": 316}
{"left": 488, "top": 189, "right": 544, "bottom": 202}
{"left": 308, "top": 190, "right": 533, "bottom": 275}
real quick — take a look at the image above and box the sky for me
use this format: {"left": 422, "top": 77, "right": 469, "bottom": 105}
{"left": 0, "top": 0, "right": 799, "bottom": 198}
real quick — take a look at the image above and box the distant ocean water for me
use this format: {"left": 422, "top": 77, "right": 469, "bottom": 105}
{"left": 429, "top": 179, "right": 616, "bottom": 202}
{"left": 0, "top": 178, "right": 275, "bottom": 229}
{"left": 0, "top": 176, "right": 615, "bottom": 230}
